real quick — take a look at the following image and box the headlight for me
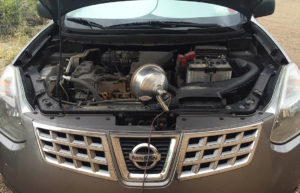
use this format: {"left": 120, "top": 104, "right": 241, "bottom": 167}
{"left": 270, "top": 63, "right": 300, "bottom": 144}
{"left": 0, "top": 65, "right": 28, "bottom": 143}
{"left": 0, "top": 65, "right": 18, "bottom": 116}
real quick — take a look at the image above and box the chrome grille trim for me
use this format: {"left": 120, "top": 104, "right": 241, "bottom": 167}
{"left": 110, "top": 134, "right": 180, "bottom": 186}
{"left": 33, "top": 122, "right": 117, "bottom": 181}
{"left": 177, "top": 123, "right": 262, "bottom": 180}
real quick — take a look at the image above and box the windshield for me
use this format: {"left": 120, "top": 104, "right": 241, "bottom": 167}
{"left": 65, "top": 0, "right": 246, "bottom": 29}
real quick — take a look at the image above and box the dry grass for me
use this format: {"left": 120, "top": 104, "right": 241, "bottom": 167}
{"left": 0, "top": 174, "right": 11, "bottom": 193}
{"left": 0, "top": 25, "right": 45, "bottom": 72}
{"left": 0, "top": 38, "right": 26, "bottom": 71}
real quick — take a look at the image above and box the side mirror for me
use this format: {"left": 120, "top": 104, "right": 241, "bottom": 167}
{"left": 37, "top": 2, "right": 52, "bottom": 19}
{"left": 254, "top": 0, "right": 275, "bottom": 18}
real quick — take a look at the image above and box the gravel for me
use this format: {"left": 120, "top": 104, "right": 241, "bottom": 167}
{"left": 0, "top": 0, "right": 299, "bottom": 192}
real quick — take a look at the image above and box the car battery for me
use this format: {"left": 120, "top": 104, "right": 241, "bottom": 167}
{"left": 186, "top": 57, "right": 232, "bottom": 83}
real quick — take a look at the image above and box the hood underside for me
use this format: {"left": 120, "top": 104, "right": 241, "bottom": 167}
{"left": 40, "top": 0, "right": 264, "bottom": 21}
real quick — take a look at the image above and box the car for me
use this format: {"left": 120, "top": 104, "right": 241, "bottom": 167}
{"left": 1, "top": 0, "right": 300, "bottom": 192}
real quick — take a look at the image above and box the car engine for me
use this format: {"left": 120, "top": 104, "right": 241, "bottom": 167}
{"left": 36, "top": 42, "right": 274, "bottom": 117}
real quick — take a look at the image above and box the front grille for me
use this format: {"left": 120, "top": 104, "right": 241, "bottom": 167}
{"left": 177, "top": 123, "right": 261, "bottom": 180}
{"left": 119, "top": 138, "right": 171, "bottom": 174}
{"left": 34, "top": 122, "right": 116, "bottom": 181}
{"left": 111, "top": 134, "right": 179, "bottom": 184}
{"left": 34, "top": 122, "right": 261, "bottom": 184}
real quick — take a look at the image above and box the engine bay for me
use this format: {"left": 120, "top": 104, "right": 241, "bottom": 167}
{"left": 20, "top": 26, "right": 286, "bottom": 128}
{"left": 30, "top": 42, "right": 275, "bottom": 116}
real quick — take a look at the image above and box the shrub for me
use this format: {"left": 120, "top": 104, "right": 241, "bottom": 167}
{"left": 0, "top": 0, "right": 22, "bottom": 35}
{"left": 0, "top": 0, "right": 46, "bottom": 36}
{"left": 20, "top": 0, "right": 45, "bottom": 26}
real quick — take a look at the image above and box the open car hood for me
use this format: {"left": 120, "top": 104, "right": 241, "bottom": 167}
{"left": 39, "top": 0, "right": 273, "bottom": 21}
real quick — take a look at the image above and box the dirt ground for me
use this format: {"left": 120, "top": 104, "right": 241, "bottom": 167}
{"left": 257, "top": 0, "right": 300, "bottom": 65}
{"left": 0, "top": 0, "right": 300, "bottom": 192}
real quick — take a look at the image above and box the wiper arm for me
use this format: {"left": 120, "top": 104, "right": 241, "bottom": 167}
{"left": 67, "top": 18, "right": 105, "bottom": 29}
{"left": 162, "top": 21, "right": 222, "bottom": 28}
{"left": 107, "top": 21, "right": 165, "bottom": 29}
{"left": 107, "top": 21, "right": 221, "bottom": 29}
{"left": 67, "top": 19, "right": 225, "bottom": 30}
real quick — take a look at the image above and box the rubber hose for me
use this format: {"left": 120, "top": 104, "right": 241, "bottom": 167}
{"left": 167, "top": 84, "right": 178, "bottom": 95}
{"left": 182, "top": 59, "right": 260, "bottom": 97}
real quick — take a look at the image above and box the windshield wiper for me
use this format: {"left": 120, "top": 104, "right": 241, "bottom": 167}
{"left": 67, "top": 18, "right": 105, "bottom": 29}
{"left": 67, "top": 19, "right": 224, "bottom": 30}
{"left": 107, "top": 21, "right": 222, "bottom": 29}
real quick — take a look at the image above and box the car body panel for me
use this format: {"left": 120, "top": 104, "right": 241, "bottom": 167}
{"left": 1, "top": 112, "right": 300, "bottom": 193}
{"left": 251, "top": 17, "right": 291, "bottom": 63}
{"left": 1, "top": 4, "right": 299, "bottom": 193}
{"left": 39, "top": 0, "right": 269, "bottom": 21}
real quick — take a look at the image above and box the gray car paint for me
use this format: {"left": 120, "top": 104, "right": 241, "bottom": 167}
{"left": 0, "top": 14, "right": 300, "bottom": 193}
{"left": 1, "top": 112, "right": 300, "bottom": 193}
{"left": 39, "top": 0, "right": 265, "bottom": 21}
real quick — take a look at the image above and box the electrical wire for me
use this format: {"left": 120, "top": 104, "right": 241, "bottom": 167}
{"left": 56, "top": 0, "right": 63, "bottom": 108}
{"left": 148, "top": 0, "right": 159, "bottom": 16}
{"left": 60, "top": 81, "right": 69, "bottom": 101}
{"left": 141, "top": 95, "right": 171, "bottom": 192}
{"left": 89, "top": 99, "right": 139, "bottom": 104}
{"left": 141, "top": 111, "right": 164, "bottom": 191}
{"left": 51, "top": 97, "right": 140, "bottom": 106}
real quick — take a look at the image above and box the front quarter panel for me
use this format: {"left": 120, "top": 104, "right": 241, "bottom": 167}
{"left": 251, "top": 17, "right": 291, "bottom": 63}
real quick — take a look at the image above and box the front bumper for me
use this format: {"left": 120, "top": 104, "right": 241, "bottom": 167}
{"left": 1, "top": 112, "right": 300, "bottom": 193}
